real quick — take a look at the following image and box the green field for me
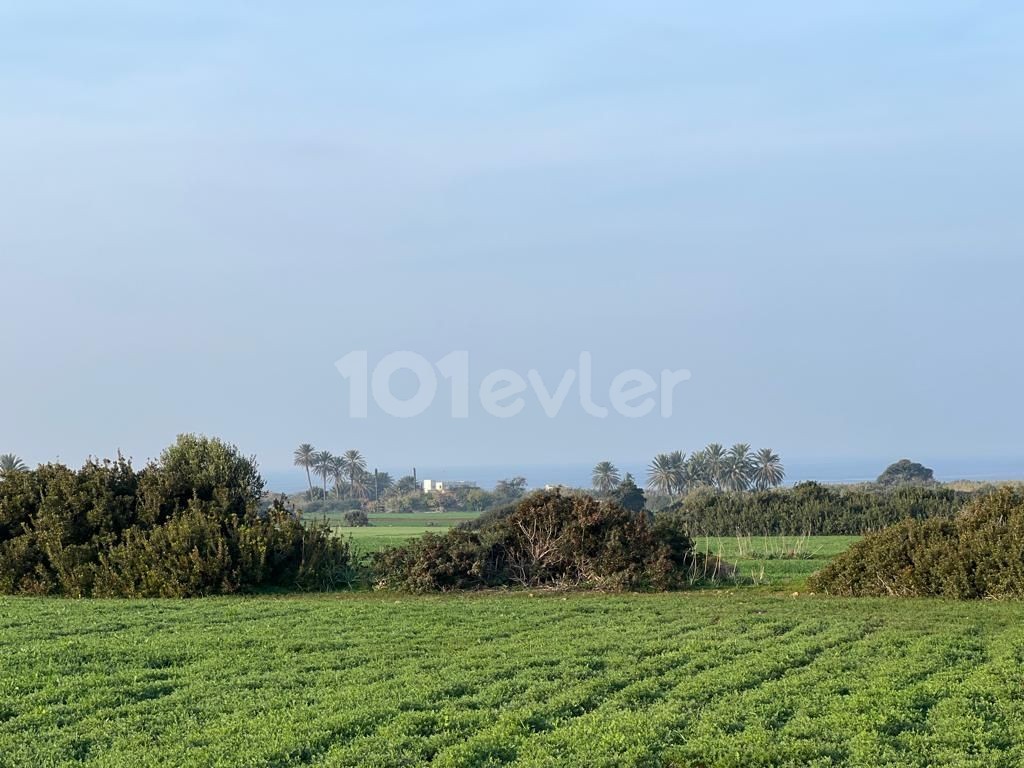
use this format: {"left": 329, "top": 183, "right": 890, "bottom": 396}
{"left": 340, "top": 526, "right": 453, "bottom": 554}
{"left": 693, "top": 535, "right": 861, "bottom": 585}
{"left": 331, "top": 511, "right": 480, "bottom": 555}
{"left": 334, "top": 518, "right": 858, "bottom": 586}
{"left": 2, "top": 592, "right": 1023, "bottom": 767}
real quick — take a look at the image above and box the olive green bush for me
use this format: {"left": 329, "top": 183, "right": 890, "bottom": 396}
{"left": 809, "top": 486, "right": 1024, "bottom": 598}
{"left": 0, "top": 435, "right": 353, "bottom": 596}
{"left": 661, "top": 481, "right": 972, "bottom": 536}
{"left": 373, "top": 490, "right": 707, "bottom": 592}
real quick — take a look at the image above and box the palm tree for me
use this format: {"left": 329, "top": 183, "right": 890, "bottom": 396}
{"left": 329, "top": 455, "right": 348, "bottom": 499}
{"left": 312, "top": 450, "right": 335, "bottom": 498}
{"left": 342, "top": 450, "right": 367, "bottom": 498}
{"left": 592, "top": 461, "right": 621, "bottom": 493}
{"left": 647, "top": 453, "right": 684, "bottom": 497}
{"left": 293, "top": 444, "right": 316, "bottom": 499}
{"left": 349, "top": 467, "right": 370, "bottom": 500}
{"left": 685, "top": 450, "right": 709, "bottom": 488}
{"left": 723, "top": 443, "right": 755, "bottom": 491}
{"left": 0, "top": 454, "right": 27, "bottom": 480}
{"left": 667, "top": 450, "right": 686, "bottom": 494}
{"left": 374, "top": 471, "right": 394, "bottom": 499}
{"left": 704, "top": 443, "right": 727, "bottom": 488}
{"left": 752, "top": 448, "right": 785, "bottom": 490}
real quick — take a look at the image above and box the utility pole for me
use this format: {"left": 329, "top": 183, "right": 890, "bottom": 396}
{"left": 374, "top": 468, "right": 381, "bottom": 513}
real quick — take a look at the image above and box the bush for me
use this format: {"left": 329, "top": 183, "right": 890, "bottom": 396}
{"left": 809, "top": 486, "right": 1024, "bottom": 598}
{"left": 343, "top": 510, "right": 370, "bottom": 527}
{"left": 372, "top": 530, "right": 498, "bottom": 592}
{"left": 373, "top": 490, "right": 710, "bottom": 593}
{"left": 0, "top": 435, "right": 355, "bottom": 597}
{"left": 660, "top": 482, "right": 971, "bottom": 536}
{"left": 876, "top": 459, "right": 935, "bottom": 486}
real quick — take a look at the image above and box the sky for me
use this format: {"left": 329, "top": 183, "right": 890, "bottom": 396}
{"left": 2, "top": 2, "right": 1024, "bottom": 481}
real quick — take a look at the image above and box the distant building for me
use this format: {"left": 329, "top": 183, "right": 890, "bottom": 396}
{"left": 422, "top": 479, "right": 478, "bottom": 493}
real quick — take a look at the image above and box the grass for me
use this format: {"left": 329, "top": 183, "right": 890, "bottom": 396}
{"left": 330, "top": 511, "right": 482, "bottom": 555}
{"left": 362, "top": 512, "right": 484, "bottom": 526}
{"left": 694, "top": 535, "right": 862, "bottom": 585}
{"left": 340, "top": 526, "right": 451, "bottom": 554}
{"left": 2, "top": 592, "right": 1023, "bottom": 767}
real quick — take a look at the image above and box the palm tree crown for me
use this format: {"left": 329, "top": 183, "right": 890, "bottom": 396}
{"left": 0, "top": 454, "right": 27, "bottom": 480}
{"left": 752, "top": 448, "right": 785, "bottom": 490}
{"left": 329, "top": 455, "right": 348, "bottom": 498}
{"left": 723, "top": 443, "right": 755, "bottom": 491}
{"left": 343, "top": 450, "right": 367, "bottom": 498}
{"left": 312, "top": 450, "right": 335, "bottom": 497}
{"left": 647, "top": 452, "right": 685, "bottom": 497}
{"left": 704, "top": 443, "right": 727, "bottom": 488}
{"left": 293, "top": 443, "right": 316, "bottom": 498}
{"left": 592, "top": 461, "right": 621, "bottom": 493}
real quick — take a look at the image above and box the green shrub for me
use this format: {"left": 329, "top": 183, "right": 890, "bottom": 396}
{"left": 809, "top": 486, "right": 1024, "bottom": 598}
{"left": 343, "top": 510, "right": 370, "bottom": 527}
{"left": 0, "top": 435, "right": 354, "bottom": 597}
{"left": 660, "top": 481, "right": 971, "bottom": 536}
{"left": 373, "top": 490, "right": 707, "bottom": 593}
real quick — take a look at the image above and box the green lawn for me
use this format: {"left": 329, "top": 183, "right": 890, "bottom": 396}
{"left": 2, "top": 592, "right": 1023, "bottom": 767}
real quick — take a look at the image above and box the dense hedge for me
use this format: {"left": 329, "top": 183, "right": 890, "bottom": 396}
{"left": 373, "top": 490, "right": 724, "bottom": 592}
{"left": 0, "top": 436, "right": 354, "bottom": 597}
{"left": 659, "top": 482, "right": 973, "bottom": 536}
{"left": 808, "top": 487, "right": 1024, "bottom": 598}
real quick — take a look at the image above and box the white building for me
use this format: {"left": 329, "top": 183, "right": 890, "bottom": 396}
{"left": 422, "top": 479, "right": 478, "bottom": 493}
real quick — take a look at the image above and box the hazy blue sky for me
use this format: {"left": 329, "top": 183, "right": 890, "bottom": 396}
{"left": 3, "top": 2, "right": 1023, "bottom": 478}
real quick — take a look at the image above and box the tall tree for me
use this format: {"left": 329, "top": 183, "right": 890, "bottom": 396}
{"left": 494, "top": 477, "right": 527, "bottom": 502}
{"left": 704, "top": 443, "right": 727, "bottom": 488}
{"left": 591, "top": 461, "right": 621, "bottom": 493}
{"left": 342, "top": 450, "right": 367, "bottom": 498}
{"left": 685, "top": 450, "right": 710, "bottom": 488}
{"left": 394, "top": 474, "right": 419, "bottom": 494}
{"left": 647, "top": 452, "right": 683, "bottom": 496}
{"left": 667, "top": 450, "right": 686, "bottom": 494}
{"left": 349, "top": 467, "right": 370, "bottom": 500}
{"left": 752, "top": 448, "right": 785, "bottom": 490}
{"left": 723, "top": 443, "right": 755, "bottom": 491}
{"left": 312, "top": 450, "right": 334, "bottom": 498}
{"left": 373, "top": 471, "right": 394, "bottom": 500}
{"left": 293, "top": 443, "right": 316, "bottom": 498}
{"left": 0, "top": 454, "right": 27, "bottom": 480}
{"left": 329, "top": 455, "right": 348, "bottom": 498}
{"left": 613, "top": 472, "right": 647, "bottom": 513}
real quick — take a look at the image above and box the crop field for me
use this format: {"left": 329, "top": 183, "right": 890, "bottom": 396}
{"left": 2, "top": 592, "right": 1023, "bottom": 768}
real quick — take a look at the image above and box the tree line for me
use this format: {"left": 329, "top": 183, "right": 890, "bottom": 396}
{"left": 592, "top": 443, "right": 785, "bottom": 497}
{"left": 292, "top": 443, "right": 532, "bottom": 516}
{"left": 292, "top": 444, "right": 388, "bottom": 500}
{"left": 661, "top": 481, "right": 974, "bottom": 536}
